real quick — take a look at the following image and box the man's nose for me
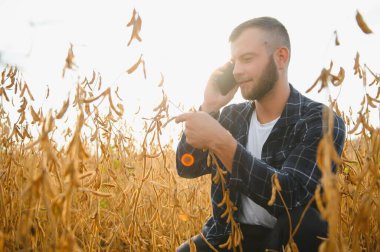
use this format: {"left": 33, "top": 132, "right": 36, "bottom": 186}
{"left": 233, "top": 62, "right": 243, "bottom": 79}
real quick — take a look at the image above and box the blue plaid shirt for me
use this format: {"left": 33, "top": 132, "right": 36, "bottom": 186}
{"left": 176, "top": 84, "right": 346, "bottom": 246}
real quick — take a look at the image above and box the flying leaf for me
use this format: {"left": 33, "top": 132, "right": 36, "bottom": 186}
{"left": 355, "top": 10, "right": 373, "bottom": 34}
{"left": 158, "top": 72, "right": 165, "bottom": 87}
{"left": 126, "top": 8, "right": 137, "bottom": 27}
{"left": 127, "top": 54, "right": 146, "bottom": 79}
{"left": 134, "top": 105, "right": 141, "bottom": 115}
{"left": 46, "top": 85, "right": 50, "bottom": 99}
{"left": 334, "top": 30, "right": 340, "bottom": 46}
{"left": 127, "top": 9, "right": 142, "bottom": 46}
{"left": 62, "top": 43, "right": 77, "bottom": 78}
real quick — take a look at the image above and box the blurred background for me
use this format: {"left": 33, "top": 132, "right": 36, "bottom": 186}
{"left": 1, "top": 0, "right": 379, "bottom": 145}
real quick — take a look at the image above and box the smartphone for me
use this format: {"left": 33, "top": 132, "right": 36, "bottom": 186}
{"left": 215, "top": 63, "right": 237, "bottom": 96}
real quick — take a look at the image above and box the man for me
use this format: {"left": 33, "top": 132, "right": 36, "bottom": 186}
{"left": 175, "top": 17, "right": 345, "bottom": 252}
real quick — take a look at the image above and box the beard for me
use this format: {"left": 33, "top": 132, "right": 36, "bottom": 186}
{"left": 241, "top": 54, "right": 279, "bottom": 101}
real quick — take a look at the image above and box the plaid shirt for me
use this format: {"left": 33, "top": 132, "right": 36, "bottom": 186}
{"left": 176, "top": 84, "right": 346, "bottom": 246}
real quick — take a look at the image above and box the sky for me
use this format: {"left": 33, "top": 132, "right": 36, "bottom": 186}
{"left": 0, "top": 0, "right": 379, "bottom": 145}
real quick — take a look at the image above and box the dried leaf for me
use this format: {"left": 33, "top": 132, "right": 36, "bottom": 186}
{"left": 46, "top": 86, "right": 50, "bottom": 99}
{"left": 365, "top": 64, "right": 380, "bottom": 86}
{"left": 158, "top": 72, "right": 164, "bottom": 87}
{"left": 126, "top": 8, "right": 137, "bottom": 27}
{"left": 355, "top": 10, "right": 373, "bottom": 34}
{"left": 134, "top": 106, "right": 141, "bottom": 115}
{"left": 142, "top": 58, "right": 147, "bottom": 79}
{"left": 23, "top": 127, "right": 32, "bottom": 139}
{"left": 85, "top": 103, "right": 91, "bottom": 116}
{"left": 29, "top": 106, "right": 40, "bottom": 122}
{"left": 82, "top": 88, "right": 110, "bottom": 104}
{"left": 18, "top": 82, "right": 34, "bottom": 101}
{"left": 88, "top": 70, "right": 96, "bottom": 84}
{"left": 56, "top": 98, "right": 70, "bottom": 119}
{"left": 353, "top": 52, "right": 362, "bottom": 78}
{"left": 1, "top": 68, "right": 5, "bottom": 84}
{"left": 127, "top": 54, "right": 144, "bottom": 75}
{"left": 17, "top": 97, "right": 27, "bottom": 113}
{"left": 0, "top": 87, "right": 9, "bottom": 102}
{"left": 334, "top": 30, "right": 340, "bottom": 46}
{"left": 127, "top": 10, "right": 142, "bottom": 46}
{"left": 348, "top": 116, "right": 361, "bottom": 135}
{"left": 366, "top": 94, "right": 380, "bottom": 108}
{"left": 62, "top": 43, "right": 77, "bottom": 78}
{"left": 19, "top": 111, "right": 26, "bottom": 124}
{"left": 115, "top": 87, "right": 123, "bottom": 101}
{"left": 153, "top": 90, "right": 168, "bottom": 112}
{"left": 331, "top": 67, "right": 345, "bottom": 86}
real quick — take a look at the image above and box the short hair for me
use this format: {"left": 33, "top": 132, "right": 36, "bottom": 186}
{"left": 229, "top": 17, "right": 291, "bottom": 56}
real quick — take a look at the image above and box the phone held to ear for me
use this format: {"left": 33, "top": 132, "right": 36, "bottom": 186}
{"left": 215, "top": 63, "right": 237, "bottom": 96}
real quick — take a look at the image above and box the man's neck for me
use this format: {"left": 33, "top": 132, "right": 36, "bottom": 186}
{"left": 254, "top": 80, "right": 290, "bottom": 124}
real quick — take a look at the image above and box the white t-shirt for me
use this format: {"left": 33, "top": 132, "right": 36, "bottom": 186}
{"left": 237, "top": 110, "right": 279, "bottom": 228}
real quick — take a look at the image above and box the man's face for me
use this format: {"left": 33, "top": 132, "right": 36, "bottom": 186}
{"left": 230, "top": 28, "right": 279, "bottom": 101}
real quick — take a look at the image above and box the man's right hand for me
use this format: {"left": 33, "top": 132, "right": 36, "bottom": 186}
{"left": 201, "top": 62, "right": 239, "bottom": 113}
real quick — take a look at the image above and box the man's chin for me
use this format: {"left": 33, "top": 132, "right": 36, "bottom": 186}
{"left": 240, "top": 86, "right": 256, "bottom": 100}
{"left": 241, "top": 91, "right": 254, "bottom": 101}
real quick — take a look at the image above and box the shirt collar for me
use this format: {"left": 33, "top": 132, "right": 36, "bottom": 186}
{"left": 248, "top": 84, "right": 302, "bottom": 127}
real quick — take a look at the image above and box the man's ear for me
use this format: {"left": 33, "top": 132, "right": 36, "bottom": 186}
{"left": 274, "top": 47, "right": 289, "bottom": 70}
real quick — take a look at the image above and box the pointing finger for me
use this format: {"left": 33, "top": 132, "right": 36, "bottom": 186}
{"left": 175, "top": 113, "right": 192, "bottom": 124}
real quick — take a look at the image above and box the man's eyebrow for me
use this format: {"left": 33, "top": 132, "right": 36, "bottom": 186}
{"left": 231, "top": 52, "right": 257, "bottom": 62}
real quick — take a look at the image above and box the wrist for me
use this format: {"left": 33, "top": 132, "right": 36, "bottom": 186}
{"left": 210, "top": 129, "right": 233, "bottom": 151}
{"left": 210, "top": 129, "right": 237, "bottom": 172}
{"left": 199, "top": 103, "right": 219, "bottom": 114}
{"left": 199, "top": 105, "right": 220, "bottom": 119}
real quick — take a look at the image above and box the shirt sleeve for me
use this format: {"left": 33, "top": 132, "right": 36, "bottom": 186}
{"left": 175, "top": 134, "right": 212, "bottom": 178}
{"left": 175, "top": 109, "right": 220, "bottom": 178}
{"left": 228, "top": 109, "right": 346, "bottom": 217}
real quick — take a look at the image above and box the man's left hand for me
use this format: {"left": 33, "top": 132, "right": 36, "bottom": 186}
{"left": 175, "top": 111, "right": 224, "bottom": 149}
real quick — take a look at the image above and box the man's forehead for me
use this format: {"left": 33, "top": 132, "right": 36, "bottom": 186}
{"left": 233, "top": 27, "right": 269, "bottom": 44}
{"left": 230, "top": 28, "right": 269, "bottom": 57}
